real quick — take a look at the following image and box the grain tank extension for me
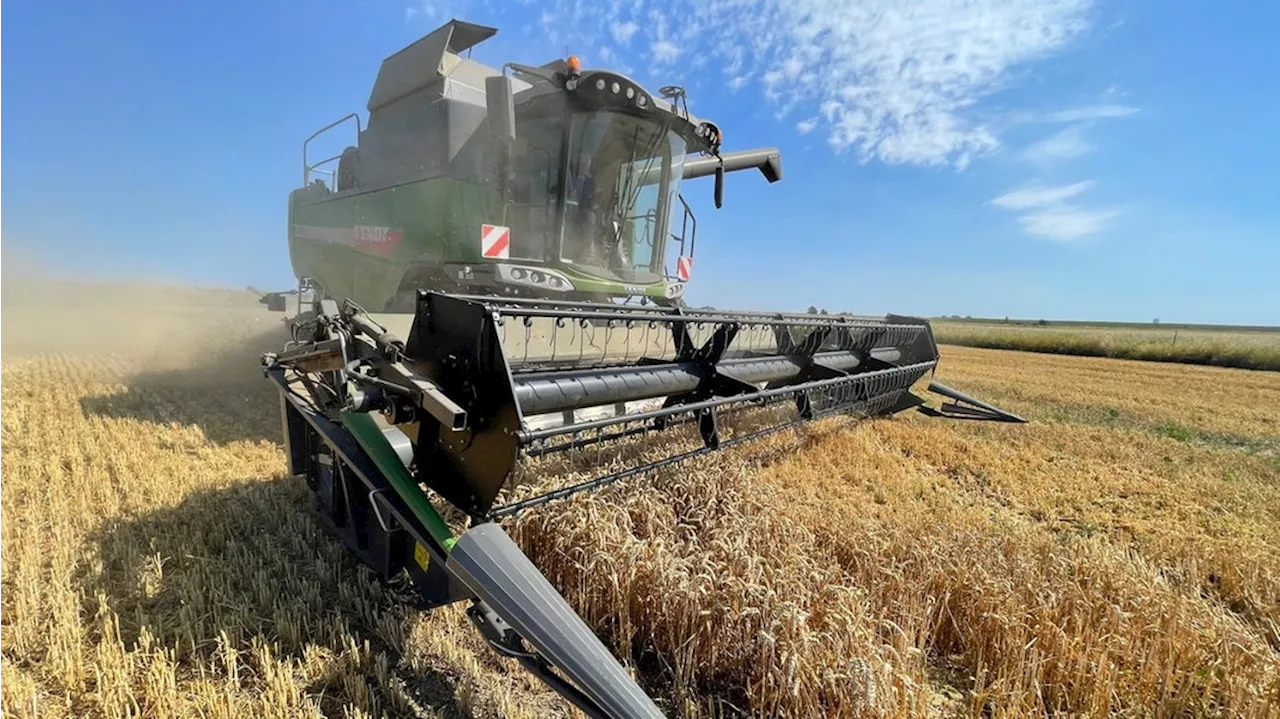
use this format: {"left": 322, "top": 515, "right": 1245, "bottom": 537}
{"left": 261, "top": 19, "right": 1024, "bottom": 718}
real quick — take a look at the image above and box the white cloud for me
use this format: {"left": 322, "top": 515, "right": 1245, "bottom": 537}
{"left": 1046, "top": 104, "right": 1138, "bottom": 123}
{"left": 1018, "top": 207, "right": 1120, "bottom": 240}
{"left": 795, "top": 117, "right": 819, "bottom": 134}
{"left": 612, "top": 21, "right": 639, "bottom": 45}
{"left": 651, "top": 39, "right": 679, "bottom": 64}
{"left": 781, "top": 56, "right": 804, "bottom": 80}
{"left": 991, "top": 181, "right": 1116, "bottom": 240}
{"left": 405, "top": 0, "right": 453, "bottom": 21}
{"left": 523, "top": 0, "right": 1097, "bottom": 167}
{"left": 991, "top": 181, "right": 1093, "bottom": 210}
{"left": 1023, "top": 124, "right": 1094, "bottom": 164}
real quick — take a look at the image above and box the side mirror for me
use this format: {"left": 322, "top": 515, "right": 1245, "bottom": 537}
{"left": 485, "top": 75, "right": 516, "bottom": 142}
{"left": 714, "top": 164, "right": 724, "bottom": 209}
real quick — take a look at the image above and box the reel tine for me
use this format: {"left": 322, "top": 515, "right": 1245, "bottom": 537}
{"left": 576, "top": 316, "right": 587, "bottom": 366}
{"left": 522, "top": 315, "right": 533, "bottom": 366}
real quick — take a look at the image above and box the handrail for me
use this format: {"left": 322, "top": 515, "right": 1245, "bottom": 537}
{"left": 665, "top": 193, "right": 696, "bottom": 282}
{"left": 302, "top": 113, "right": 363, "bottom": 186}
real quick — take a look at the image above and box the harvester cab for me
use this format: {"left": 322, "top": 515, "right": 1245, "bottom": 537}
{"left": 261, "top": 18, "right": 1025, "bottom": 719}
{"left": 284, "top": 19, "right": 779, "bottom": 313}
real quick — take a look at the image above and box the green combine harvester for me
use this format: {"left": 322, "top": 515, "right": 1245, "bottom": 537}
{"left": 261, "top": 19, "right": 1024, "bottom": 718}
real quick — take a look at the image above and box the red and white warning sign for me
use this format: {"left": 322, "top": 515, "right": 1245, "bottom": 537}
{"left": 676, "top": 256, "right": 694, "bottom": 281}
{"left": 481, "top": 224, "right": 510, "bottom": 259}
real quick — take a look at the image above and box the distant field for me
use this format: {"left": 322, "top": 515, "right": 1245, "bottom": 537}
{"left": 932, "top": 319, "right": 1280, "bottom": 371}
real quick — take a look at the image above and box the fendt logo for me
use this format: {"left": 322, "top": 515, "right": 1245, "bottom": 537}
{"left": 293, "top": 224, "right": 405, "bottom": 257}
{"left": 347, "top": 225, "right": 404, "bottom": 256}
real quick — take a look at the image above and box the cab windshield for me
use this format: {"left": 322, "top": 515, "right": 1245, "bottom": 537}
{"left": 561, "top": 111, "right": 687, "bottom": 281}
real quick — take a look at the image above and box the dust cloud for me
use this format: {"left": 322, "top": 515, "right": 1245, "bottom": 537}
{"left": 2, "top": 261, "right": 292, "bottom": 385}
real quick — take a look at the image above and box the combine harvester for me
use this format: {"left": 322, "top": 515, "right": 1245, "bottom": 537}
{"left": 261, "top": 20, "right": 1024, "bottom": 718}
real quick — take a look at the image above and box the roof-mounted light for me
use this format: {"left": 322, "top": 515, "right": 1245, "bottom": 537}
{"left": 697, "top": 121, "right": 723, "bottom": 150}
{"left": 570, "top": 71, "right": 654, "bottom": 114}
{"left": 562, "top": 55, "right": 583, "bottom": 90}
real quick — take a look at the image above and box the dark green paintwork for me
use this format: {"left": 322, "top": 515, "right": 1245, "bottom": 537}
{"left": 291, "top": 177, "right": 504, "bottom": 310}
{"left": 341, "top": 409, "right": 456, "bottom": 552}
{"left": 289, "top": 176, "right": 669, "bottom": 309}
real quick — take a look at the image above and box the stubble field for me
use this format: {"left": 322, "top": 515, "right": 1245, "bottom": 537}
{"left": 3, "top": 281, "right": 1278, "bottom": 718}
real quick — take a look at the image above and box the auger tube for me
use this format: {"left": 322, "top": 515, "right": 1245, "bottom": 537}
{"left": 513, "top": 347, "right": 905, "bottom": 415}
{"left": 682, "top": 147, "right": 782, "bottom": 182}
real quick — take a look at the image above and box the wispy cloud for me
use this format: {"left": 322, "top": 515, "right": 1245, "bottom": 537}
{"left": 1046, "top": 104, "right": 1138, "bottom": 123}
{"left": 405, "top": 0, "right": 454, "bottom": 21}
{"left": 611, "top": 21, "right": 638, "bottom": 45}
{"left": 516, "top": 0, "right": 1098, "bottom": 168}
{"left": 651, "top": 39, "right": 679, "bottom": 64}
{"left": 991, "top": 181, "right": 1117, "bottom": 240}
{"left": 991, "top": 181, "right": 1093, "bottom": 210}
{"left": 1018, "top": 207, "right": 1120, "bottom": 241}
{"left": 1022, "top": 124, "right": 1094, "bottom": 164}
{"left": 795, "top": 117, "right": 819, "bottom": 135}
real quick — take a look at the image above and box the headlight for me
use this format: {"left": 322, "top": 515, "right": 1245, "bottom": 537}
{"left": 573, "top": 72, "right": 654, "bottom": 113}
{"left": 495, "top": 264, "right": 574, "bottom": 292}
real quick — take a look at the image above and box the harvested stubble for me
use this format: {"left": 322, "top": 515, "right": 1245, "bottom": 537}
{"left": 3, "top": 285, "right": 1279, "bottom": 718}
{"left": 1, "top": 286, "right": 572, "bottom": 719}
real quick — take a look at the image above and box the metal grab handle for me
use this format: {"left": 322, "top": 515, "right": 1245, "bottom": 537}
{"left": 303, "top": 113, "right": 363, "bottom": 185}
{"left": 368, "top": 488, "right": 398, "bottom": 534}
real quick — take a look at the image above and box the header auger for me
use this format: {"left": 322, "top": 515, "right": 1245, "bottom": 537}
{"left": 261, "top": 18, "right": 1024, "bottom": 718}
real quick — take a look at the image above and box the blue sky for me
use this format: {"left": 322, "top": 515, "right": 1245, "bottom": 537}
{"left": 4, "top": 0, "right": 1278, "bottom": 324}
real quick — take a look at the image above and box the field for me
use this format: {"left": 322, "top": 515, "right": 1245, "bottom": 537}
{"left": 2, "top": 281, "right": 1279, "bottom": 718}
{"left": 931, "top": 319, "right": 1280, "bottom": 371}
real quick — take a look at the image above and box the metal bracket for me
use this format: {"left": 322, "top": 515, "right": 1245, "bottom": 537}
{"left": 658, "top": 320, "right": 758, "bottom": 439}
{"left": 387, "top": 361, "right": 469, "bottom": 430}
{"left": 698, "top": 407, "right": 720, "bottom": 449}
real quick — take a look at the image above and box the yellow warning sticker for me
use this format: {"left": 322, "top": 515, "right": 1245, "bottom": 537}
{"left": 414, "top": 542, "right": 431, "bottom": 572}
